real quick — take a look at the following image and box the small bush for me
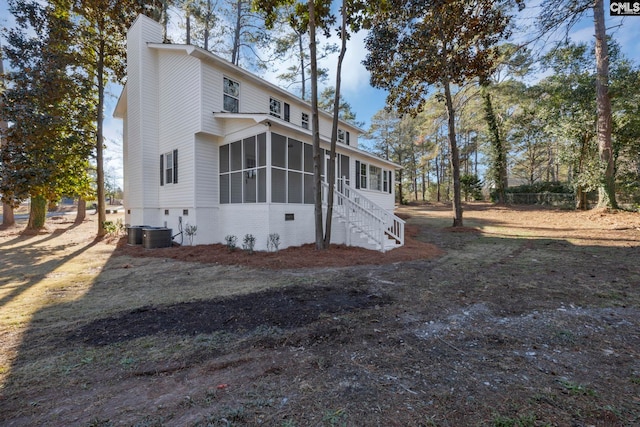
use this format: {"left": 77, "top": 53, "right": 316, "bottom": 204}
{"left": 224, "top": 235, "right": 237, "bottom": 252}
{"left": 103, "top": 219, "right": 125, "bottom": 236}
{"left": 242, "top": 234, "right": 256, "bottom": 254}
{"left": 267, "top": 233, "right": 280, "bottom": 252}
{"left": 504, "top": 181, "right": 573, "bottom": 194}
{"left": 184, "top": 223, "right": 197, "bottom": 246}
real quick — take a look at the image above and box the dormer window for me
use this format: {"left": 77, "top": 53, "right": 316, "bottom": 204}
{"left": 270, "top": 97, "right": 282, "bottom": 118}
{"left": 223, "top": 77, "right": 239, "bottom": 113}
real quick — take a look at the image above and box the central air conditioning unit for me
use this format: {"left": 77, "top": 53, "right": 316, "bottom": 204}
{"left": 142, "top": 227, "right": 173, "bottom": 248}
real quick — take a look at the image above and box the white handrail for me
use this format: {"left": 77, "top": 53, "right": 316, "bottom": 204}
{"left": 322, "top": 178, "right": 405, "bottom": 251}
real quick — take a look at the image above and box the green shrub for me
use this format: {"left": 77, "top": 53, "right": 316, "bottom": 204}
{"left": 224, "top": 235, "right": 237, "bottom": 252}
{"left": 242, "top": 234, "right": 256, "bottom": 254}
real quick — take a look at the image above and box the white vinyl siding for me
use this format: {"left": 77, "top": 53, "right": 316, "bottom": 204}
{"left": 201, "top": 65, "right": 224, "bottom": 135}
{"left": 126, "top": 15, "right": 162, "bottom": 215}
{"left": 194, "top": 134, "right": 217, "bottom": 206}
{"left": 157, "top": 51, "right": 199, "bottom": 207}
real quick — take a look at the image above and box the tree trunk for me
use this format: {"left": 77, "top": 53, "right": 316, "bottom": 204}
{"left": 443, "top": 81, "right": 463, "bottom": 227}
{"left": 575, "top": 186, "right": 587, "bottom": 210}
{"left": 482, "top": 86, "right": 507, "bottom": 204}
{"left": 397, "top": 169, "right": 404, "bottom": 204}
{"left": 435, "top": 156, "right": 440, "bottom": 202}
{"left": 27, "top": 194, "right": 47, "bottom": 230}
{"left": 323, "top": 0, "right": 347, "bottom": 249}
{"left": 298, "top": 31, "right": 306, "bottom": 100}
{"left": 593, "top": 0, "right": 617, "bottom": 208}
{"left": 2, "top": 202, "right": 15, "bottom": 227}
{"left": 75, "top": 198, "right": 86, "bottom": 224}
{"left": 204, "top": 0, "right": 211, "bottom": 51}
{"left": 96, "top": 35, "right": 107, "bottom": 237}
{"left": 232, "top": 0, "right": 242, "bottom": 65}
{"left": 308, "top": 0, "right": 323, "bottom": 250}
{"left": 186, "top": 10, "right": 191, "bottom": 45}
{"left": 0, "top": 42, "right": 13, "bottom": 228}
{"left": 161, "top": 0, "right": 168, "bottom": 41}
{"left": 474, "top": 145, "right": 478, "bottom": 177}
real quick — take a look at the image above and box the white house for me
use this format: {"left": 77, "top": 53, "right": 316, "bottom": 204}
{"left": 114, "top": 14, "right": 404, "bottom": 252}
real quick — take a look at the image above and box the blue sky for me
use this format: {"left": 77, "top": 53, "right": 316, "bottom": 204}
{"left": 2, "top": 2, "right": 640, "bottom": 186}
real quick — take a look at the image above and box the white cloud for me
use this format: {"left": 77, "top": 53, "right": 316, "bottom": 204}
{"left": 319, "top": 29, "right": 372, "bottom": 95}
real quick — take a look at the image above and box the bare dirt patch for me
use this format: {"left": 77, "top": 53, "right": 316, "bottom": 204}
{"left": 1, "top": 204, "right": 640, "bottom": 426}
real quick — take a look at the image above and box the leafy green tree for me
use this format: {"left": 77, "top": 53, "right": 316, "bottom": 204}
{"left": 537, "top": 0, "right": 616, "bottom": 208}
{"left": 189, "top": 0, "right": 220, "bottom": 51}
{"left": 537, "top": 43, "right": 597, "bottom": 209}
{"left": 365, "top": 109, "right": 421, "bottom": 204}
{"left": 318, "top": 86, "right": 364, "bottom": 127}
{"left": 226, "top": 0, "right": 273, "bottom": 67}
{"left": 271, "top": 22, "right": 336, "bottom": 99}
{"left": 72, "top": 0, "right": 149, "bottom": 236}
{"left": 364, "top": 0, "right": 523, "bottom": 226}
{"left": 460, "top": 173, "right": 483, "bottom": 201}
{"left": 507, "top": 84, "right": 552, "bottom": 186}
{"left": 481, "top": 84, "right": 508, "bottom": 203}
{"left": 0, "top": 41, "right": 15, "bottom": 228}
{"left": 1, "top": 0, "right": 94, "bottom": 229}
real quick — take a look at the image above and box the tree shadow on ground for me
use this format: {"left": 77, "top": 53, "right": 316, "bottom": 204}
{"left": 2, "top": 207, "right": 640, "bottom": 426}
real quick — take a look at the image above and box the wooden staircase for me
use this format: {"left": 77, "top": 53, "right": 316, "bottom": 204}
{"left": 322, "top": 180, "right": 405, "bottom": 252}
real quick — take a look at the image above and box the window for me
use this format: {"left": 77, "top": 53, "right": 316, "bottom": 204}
{"left": 165, "top": 151, "right": 173, "bottom": 184}
{"left": 355, "top": 160, "right": 367, "bottom": 189}
{"left": 270, "top": 97, "right": 281, "bottom": 118}
{"left": 370, "top": 165, "right": 382, "bottom": 191}
{"left": 223, "top": 77, "right": 239, "bottom": 112}
{"left": 337, "top": 129, "right": 351, "bottom": 145}
{"left": 219, "top": 133, "right": 266, "bottom": 204}
{"left": 354, "top": 161, "right": 391, "bottom": 193}
{"left": 160, "top": 149, "right": 178, "bottom": 185}
{"left": 382, "top": 170, "right": 393, "bottom": 194}
{"left": 284, "top": 103, "right": 290, "bottom": 122}
{"left": 301, "top": 112, "right": 309, "bottom": 129}
{"left": 339, "top": 154, "right": 350, "bottom": 184}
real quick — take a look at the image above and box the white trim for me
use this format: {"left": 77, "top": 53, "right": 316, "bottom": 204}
{"left": 213, "top": 113, "right": 401, "bottom": 170}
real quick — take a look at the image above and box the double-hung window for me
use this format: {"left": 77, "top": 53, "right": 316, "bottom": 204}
{"left": 355, "top": 160, "right": 367, "bottom": 189}
{"left": 301, "top": 112, "right": 309, "bottom": 129}
{"left": 337, "top": 129, "right": 351, "bottom": 145}
{"left": 284, "top": 102, "right": 290, "bottom": 122}
{"left": 223, "top": 77, "right": 239, "bottom": 113}
{"left": 270, "top": 97, "right": 282, "bottom": 118}
{"left": 370, "top": 165, "right": 382, "bottom": 191}
{"left": 160, "top": 149, "right": 178, "bottom": 185}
